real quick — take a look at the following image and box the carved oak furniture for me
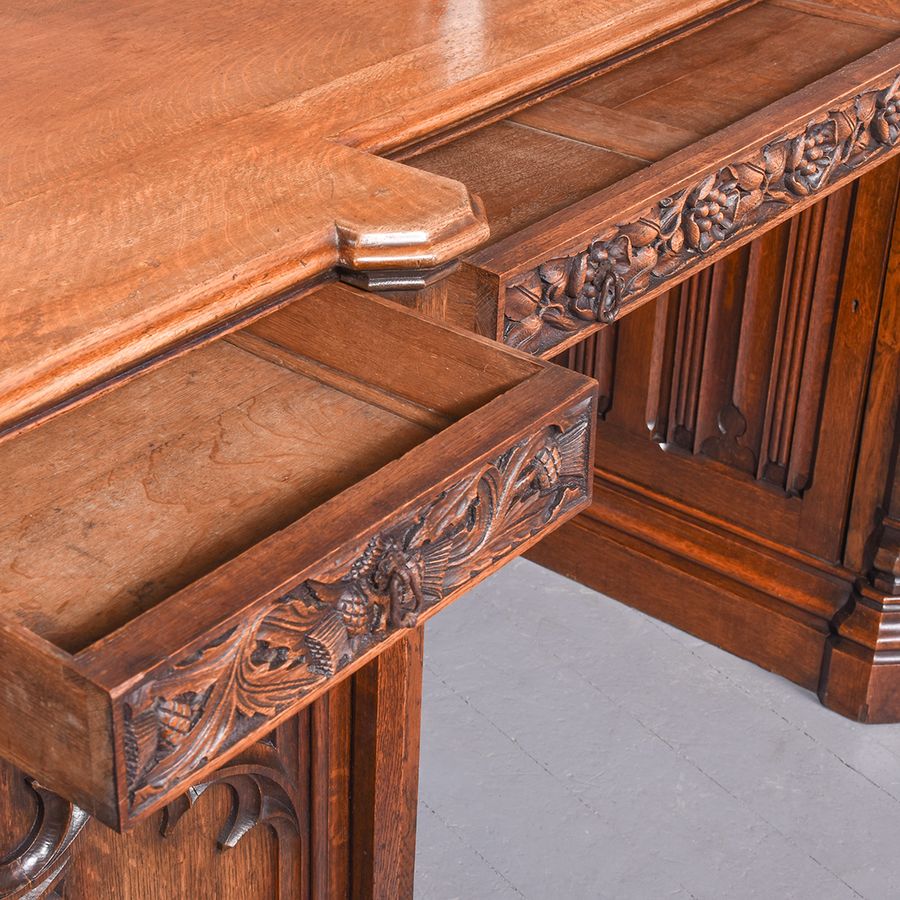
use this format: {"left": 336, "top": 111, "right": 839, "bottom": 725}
{"left": 0, "top": 0, "right": 898, "bottom": 897}
{"left": 0, "top": 285, "right": 595, "bottom": 894}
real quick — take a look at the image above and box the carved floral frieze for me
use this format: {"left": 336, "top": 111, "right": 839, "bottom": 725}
{"left": 122, "top": 400, "right": 592, "bottom": 817}
{"left": 504, "top": 73, "right": 900, "bottom": 355}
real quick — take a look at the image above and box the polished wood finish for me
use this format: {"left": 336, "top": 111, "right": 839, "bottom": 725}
{"left": 0, "top": 284, "right": 594, "bottom": 831}
{"left": 0, "top": 0, "right": 737, "bottom": 435}
{"left": 387, "top": 0, "right": 900, "bottom": 724}
{"left": 819, "top": 174, "right": 900, "bottom": 722}
{"left": 4, "top": 0, "right": 900, "bottom": 895}
{"left": 0, "top": 633, "right": 424, "bottom": 898}
{"left": 351, "top": 629, "right": 424, "bottom": 900}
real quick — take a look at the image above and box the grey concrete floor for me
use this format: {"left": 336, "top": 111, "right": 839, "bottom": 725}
{"left": 414, "top": 559, "right": 900, "bottom": 900}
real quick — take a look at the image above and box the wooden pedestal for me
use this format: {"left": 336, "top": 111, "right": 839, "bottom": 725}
{"left": 530, "top": 159, "right": 900, "bottom": 722}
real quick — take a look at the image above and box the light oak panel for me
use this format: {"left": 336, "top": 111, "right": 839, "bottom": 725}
{"left": 407, "top": 0, "right": 899, "bottom": 358}
{"left": 0, "top": 283, "right": 596, "bottom": 830}
{"left": 411, "top": 122, "right": 644, "bottom": 242}
{"left": 0, "top": 342, "right": 433, "bottom": 652}
{"left": 0, "top": 0, "right": 739, "bottom": 434}
{"left": 513, "top": 97, "right": 702, "bottom": 162}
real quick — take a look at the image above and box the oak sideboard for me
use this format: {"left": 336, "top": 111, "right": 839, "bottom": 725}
{"left": 1, "top": 0, "right": 897, "bottom": 896}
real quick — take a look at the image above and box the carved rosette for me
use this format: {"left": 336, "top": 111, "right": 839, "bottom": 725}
{"left": 121, "top": 399, "right": 592, "bottom": 817}
{"left": 0, "top": 782, "right": 89, "bottom": 899}
{"left": 504, "top": 73, "right": 900, "bottom": 355}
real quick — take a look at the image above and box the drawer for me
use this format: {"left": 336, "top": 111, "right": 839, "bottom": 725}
{"left": 407, "top": 0, "right": 900, "bottom": 356}
{"left": 0, "top": 284, "right": 596, "bottom": 830}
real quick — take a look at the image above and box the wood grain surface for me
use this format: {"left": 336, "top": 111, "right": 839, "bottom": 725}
{"left": 0, "top": 0, "right": 737, "bottom": 433}
{"left": 0, "top": 281, "right": 595, "bottom": 829}
{"left": 0, "top": 341, "right": 433, "bottom": 651}
{"left": 0, "top": 653, "right": 425, "bottom": 898}
{"left": 413, "top": 1, "right": 898, "bottom": 254}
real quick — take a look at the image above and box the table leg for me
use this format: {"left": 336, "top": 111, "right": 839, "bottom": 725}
{"left": 351, "top": 628, "right": 424, "bottom": 900}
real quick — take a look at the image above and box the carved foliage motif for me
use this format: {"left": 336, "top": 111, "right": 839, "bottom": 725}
{"left": 504, "top": 73, "right": 900, "bottom": 355}
{"left": 123, "top": 402, "right": 592, "bottom": 816}
{"left": 0, "top": 782, "right": 88, "bottom": 900}
{"left": 160, "top": 740, "right": 301, "bottom": 852}
{"left": 0, "top": 737, "right": 303, "bottom": 899}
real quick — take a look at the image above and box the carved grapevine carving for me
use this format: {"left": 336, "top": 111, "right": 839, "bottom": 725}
{"left": 0, "top": 782, "right": 89, "bottom": 899}
{"left": 122, "top": 400, "right": 592, "bottom": 816}
{"left": 504, "top": 73, "right": 900, "bottom": 355}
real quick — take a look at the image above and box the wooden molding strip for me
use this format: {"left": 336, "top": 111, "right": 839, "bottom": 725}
{"left": 771, "top": 0, "right": 900, "bottom": 31}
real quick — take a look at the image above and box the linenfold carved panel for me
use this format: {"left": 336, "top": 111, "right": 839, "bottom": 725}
{"left": 561, "top": 188, "right": 850, "bottom": 498}
{"left": 505, "top": 73, "right": 900, "bottom": 355}
{"left": 121, "top": 399, "right": 593, "bottom": 817}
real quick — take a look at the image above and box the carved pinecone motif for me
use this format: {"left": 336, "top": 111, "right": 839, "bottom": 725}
{"left": 123, "top": 705, "right": 161, "bottom": 791}
{"left": 158, "top": 691, "right": 209, "bottom": 746}
{"left": 529, "top": 417, "right": 591, "bottom": 497}
{"left": 336, "top": 585, "right": 373, "bottom": 637}
{"left": 533, "top": 445, "right": 562, "bottom": 490}
{"left": 305, "top": 612, "right": 351, "bottom": 676}
{"left": 120, "top": 400, "right": 594, "bottom": 819}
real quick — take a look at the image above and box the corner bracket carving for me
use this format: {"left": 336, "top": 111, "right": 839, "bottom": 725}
{"left": 0, "top": 781, "right": 89, "bottom": 900}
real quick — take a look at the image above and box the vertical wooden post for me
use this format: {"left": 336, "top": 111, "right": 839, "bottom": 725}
{"left": 311, "top": 681, "right": 353, "bottom": 900}
{"left": 350, "top": 629, "right": 425, "bottom": 900}
{"left": 819, "top": 166, "right": 900, "bottom": 722}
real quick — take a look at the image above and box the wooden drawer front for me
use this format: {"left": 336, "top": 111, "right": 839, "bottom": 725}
{"left": 117, "top": 388, "right": 592, "bottom": 823}
{"left": 409, "top": 2, "right": 900, "bottom": 357}
{"left": 0, "top": 285, "right": 595, "bottom": 830}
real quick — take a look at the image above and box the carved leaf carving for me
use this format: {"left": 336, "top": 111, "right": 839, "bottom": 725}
{"left": 0, "top": 782, "right": 89, "bottom": 900}
{"left": 504, "top": 73, "right": 900, "bottom": 355}
{"left": 160, "top": 742, "right": 301, "bottom": 852}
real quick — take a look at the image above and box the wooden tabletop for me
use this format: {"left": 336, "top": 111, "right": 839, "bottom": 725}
{"left": 0, "top": 0, "right": 734, "bottom": 432}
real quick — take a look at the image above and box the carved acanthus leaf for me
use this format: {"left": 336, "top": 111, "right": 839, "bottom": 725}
{"left": 160, "top": 742, "right": 301, "bottom": 851}
{"left": 0, "top": 781, "right": 89, "bottom": 900}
